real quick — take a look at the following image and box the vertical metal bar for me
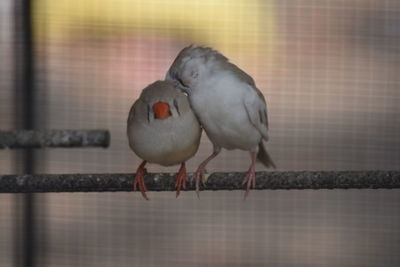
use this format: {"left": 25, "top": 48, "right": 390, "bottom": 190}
{"left": 14, "top": 0, "right": 36, "bottom": 267}
{"left": 21, "top": 0, "right": 35, "bottom": 264}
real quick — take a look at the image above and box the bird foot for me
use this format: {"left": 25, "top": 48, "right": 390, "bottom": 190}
{"left": 175, "top": 163, "right": 187, "bottom": 198}
{"left": 134, "top": 161, "right": 149, "bottom": 200}
{"left": 242, "top": 169, "right": 256, "bottom": 200}
{"left": 192, "top": 167, "right": 207, "bottom": 198}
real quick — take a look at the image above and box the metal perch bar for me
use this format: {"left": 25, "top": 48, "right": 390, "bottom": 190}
{"left": 0, "top": 130, "right": 110, "bottom": 149}
{"left": 0, "top": 171, "right": 399, "bottom": 193}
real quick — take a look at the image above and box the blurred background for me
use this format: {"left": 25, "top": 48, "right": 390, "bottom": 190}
{"left": 1, "top": 0, "right": 400, "bottom": 266}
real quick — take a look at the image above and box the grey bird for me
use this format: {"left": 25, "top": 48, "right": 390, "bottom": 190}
{"left": 165, "top": 45, "right": 275, "bottom": 198}
{"left": 127, "top": 80, "right": 202, "bottom": 199}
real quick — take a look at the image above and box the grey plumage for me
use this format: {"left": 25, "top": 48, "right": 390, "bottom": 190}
{"left": 257, "top": 142, "right": 276, "bottom": 168}
{"left": 127, "top": 80, "right": 202, "bottom": 199}
{"left": 166, "top": 45, "right": 275, "bottom": 197}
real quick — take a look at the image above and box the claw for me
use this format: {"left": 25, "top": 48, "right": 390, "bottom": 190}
{"left": 193, "top": 168, "right": 206, "bottom": 199}
{"left": 193, "top": 149, "right": 221, "bottom": 198}
{"left": 242, "top": 170, "right": 255, "bottom": 200}
{"left": 242, "top": 152, "right": 257, "bottom": 200}
{"left": 133, "top": 161, "right": 149, "bottom": 200}
{"left": 175, "top": 162, "right": 187, "bottom": 198}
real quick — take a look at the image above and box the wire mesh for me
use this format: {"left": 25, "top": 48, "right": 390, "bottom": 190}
{"left": 0, "top": 1, "right": 17, "bottom": 266}
{"left": 1, "top": 0, "right": 400, "bottom": 266}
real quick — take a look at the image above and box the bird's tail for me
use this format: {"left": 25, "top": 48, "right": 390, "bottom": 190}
{"left": 257, "top": 142, "right": 276, "bottom": 169}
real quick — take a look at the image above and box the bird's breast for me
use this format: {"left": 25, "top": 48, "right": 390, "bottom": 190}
{"left": 128, "top": 111, "right": 201, "bottom": 166}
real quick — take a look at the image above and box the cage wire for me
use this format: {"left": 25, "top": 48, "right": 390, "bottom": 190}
{"left": 1, "top": 0, "right": 400, "bottom": 266}
{"left": 1, "top": 0, "right": 18, "bottom": 266}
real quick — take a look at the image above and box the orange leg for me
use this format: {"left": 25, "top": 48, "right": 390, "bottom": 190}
{"left": 193, "top": 149, "right": 221, "bottom": 198}
{"left": 242, "top": 152, "right": 257, "bottom": 200}
{"left": 175, "top": 162, "right": 187, "bottom": 198}
{"left": 133, "top": 160, "right": 149, "bottom": 200}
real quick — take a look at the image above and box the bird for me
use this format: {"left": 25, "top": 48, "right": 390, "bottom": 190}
{"left": 165, "top": 45, "right": 276, "bottom": 198}
{"left": 127, "top": 80, "right": 202, "bottom": 199}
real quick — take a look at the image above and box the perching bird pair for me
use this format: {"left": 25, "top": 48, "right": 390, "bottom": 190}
{"left": 127, "top": 45, "right": 275, "bottom": 200}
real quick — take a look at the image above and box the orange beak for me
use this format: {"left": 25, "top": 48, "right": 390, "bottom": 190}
{"left": 152, "top": 101, "right": 171, "bottom": 119}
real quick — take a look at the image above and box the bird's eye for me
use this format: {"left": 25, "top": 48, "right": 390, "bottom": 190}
{"left": 190, "top": 71, "right": 198, "bottom": 79}
{"left": 171, "top": 71, "right": 188, "bottom": 88}
{"left": 177, "top": 77, "right": 187, "bottom": 88}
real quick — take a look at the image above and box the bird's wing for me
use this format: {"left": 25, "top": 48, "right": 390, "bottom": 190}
{"left": 224, "top": 62, "right": 256, "bottom": 87}
{"left": 127, "top": 101, "right": 137, "bottom": 136}
{"left": 243, "top": 84, "right": 269, "bottom": 141}
{"left": 223, "top": 60, "right": 269, "bottom": 140}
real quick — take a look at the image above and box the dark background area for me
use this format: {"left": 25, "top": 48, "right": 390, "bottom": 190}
{"left": 1, "top": 0, "right": 400, "bottom": 266}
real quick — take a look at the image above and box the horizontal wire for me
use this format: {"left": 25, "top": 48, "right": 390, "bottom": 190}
{"left": 0, "top": 171, "right": 399, "bottom": 193}
{"left": 0, "top": 130, "right": 110, "bottom": 149}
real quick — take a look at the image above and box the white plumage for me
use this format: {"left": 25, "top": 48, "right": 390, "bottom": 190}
{"left": 166, "top": 45, "right": 275, "bottom": 198}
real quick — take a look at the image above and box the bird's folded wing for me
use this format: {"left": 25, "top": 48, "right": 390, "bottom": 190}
{"left": 243, "top": 85, "right": 269, "bottom": 141}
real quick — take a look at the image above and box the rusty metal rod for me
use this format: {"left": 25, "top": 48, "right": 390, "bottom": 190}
{"left": 0, "top": 130, "right": 110, "bottom": 149}
{"left": 0, "top": 171, "right": 399, "bottom": 193}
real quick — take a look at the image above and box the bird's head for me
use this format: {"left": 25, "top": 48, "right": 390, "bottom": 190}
{"left": 166, "top": 58, "right": 209, "bottom": 95}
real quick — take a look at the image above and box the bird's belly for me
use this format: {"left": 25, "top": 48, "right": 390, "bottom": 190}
{"left": 128, "top": 114, "right": 201, "bottom": 166}
{"left": 195, "top": 103, "right": 261, "bottom": 150}
{"left": 205, "top": 121, "right": 261, "bottom": 150}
